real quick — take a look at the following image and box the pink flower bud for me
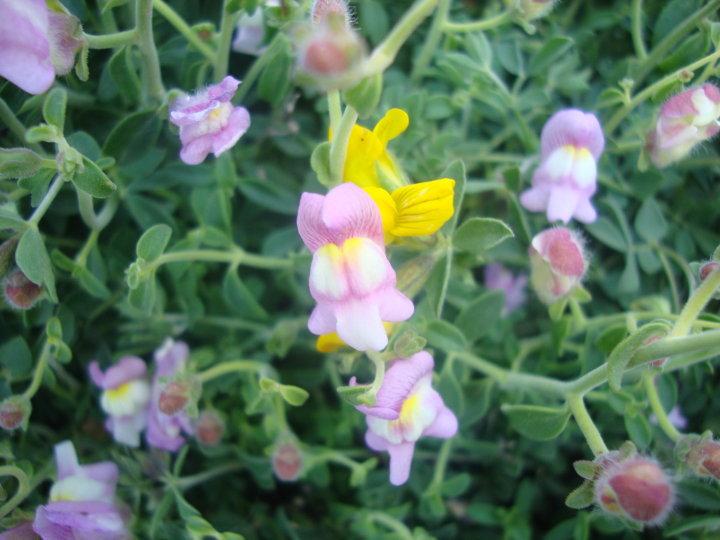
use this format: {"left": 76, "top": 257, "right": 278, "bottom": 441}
{"left": 311, "top": 0, "right": 351, "bottom": 26}
{"left": 700, "top": 261, "right": 720, "bottom": 281}
{"left": 647, "top": 83, "right": 720, "bottom": 168}
{"left": 686, "top": 439, "right": 720, "bottom": 480}
{"left": 158, "top": 381, "right": 190, "bottom": 415}
{"left": 195, "top": 410, "right": 225, "bottom": 447}
{"left": 272, "top": 442, "right": 303, "bottom": 482}
{"left": 595, "top": 457, "right": 674, "bottom": 524}
{"left": 3, "top": 269, "right": 43, "bottom": 310}
{"left": 528, "top": 227, "right": 587, "bottom": 305}
{"left": 0, "top": 396, "right": 31, "bottom": 431}
{"left": 298, "top": 22, "right": 366, "bottom": 82}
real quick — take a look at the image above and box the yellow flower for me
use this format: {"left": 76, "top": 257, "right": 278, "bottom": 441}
{"left": 316, "top": 323, "right": 394, "bottom": 353}
{"left": 339, "top": 108, "right": 409, "bottom": 188}
{"left": 364, "top": 178, "right": 456, "bottom": 243}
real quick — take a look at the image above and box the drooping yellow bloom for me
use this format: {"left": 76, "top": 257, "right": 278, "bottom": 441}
{"left": 316, "top": 323, "right": 394, "bottom": 353}
{"left": 341, "top": 108, "right": 409, "bottom": 188}
{"left": 364, "top": 178, "right": 455, "bottom": 243}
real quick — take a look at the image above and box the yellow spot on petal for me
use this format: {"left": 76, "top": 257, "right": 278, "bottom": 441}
{"left": 315, "top": 323, "right": 394, "bottom": 353}
{"left": 105, "top": 382, "right": 132, "bottom": 401}
{"left": 399, "top": 392, "right": 420, "bottom": 424}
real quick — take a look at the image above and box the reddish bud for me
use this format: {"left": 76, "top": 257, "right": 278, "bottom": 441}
{"left": 3, "top": 269, "right": 43, "bottom": 310}
{"left": 0, "top": 397, "right": 31, "bottom": 431}
{"left": 195, "top": 410, "right": 225, "bottom": 447}
{"left": 158, "top": 381, "right": 190, "bottom": 415}
{"left": 303, "top": 39, "right": 349, "bottom": 75}
{"left": 700, "top": 261, "right": 720, "bottom": 281}
{"left": 595, "top": 457, "right": 674, "bottom": 524}
{"left": 686, "top": 439, "right": 720, "bottom": 480}
{"left": 298, "top": 20, "right": 365, "bottom": 82}
{"left": 272, "top": 442, "right": 303, "bottom": 482}
{"left": 529, "top": 227, "right": 587, "bottom": 305}
{"left": 311, "top": 0, "right": 350, "bottom": 26}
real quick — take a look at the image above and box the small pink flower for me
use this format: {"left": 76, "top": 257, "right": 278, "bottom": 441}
{"left": 0, "top": 0, "right": 82, "bottom": 94}
{"left": 647, "top": 84, "right": 720, "bottom": 168}
{"left": 359, "top": 351, "right": 458, "bottom": 486}
{"left": 169, "top": 76, "right": 251, "bottom": 165}
{"left": 529, "top": 227, "right": 587, "bottom": 305}
{"left": 520, "top": 109, "right": 605, "bottom": 224}
{"left": 3, "top": 269, "right": 43, "bottom": 310}
{"left": 297, "top": 183, "right": 414, "bottom": 351}
{"left": 89, "top": 357, "right": 150, "bottom": 447}
{"left": 146, "top": 339, "right": 194, "bottom": 452}
{"left": 272, "top": 441, "right": 304, "bottom": 482}
{"left": 484, "top": 263, "right": 527, "bottom": 315}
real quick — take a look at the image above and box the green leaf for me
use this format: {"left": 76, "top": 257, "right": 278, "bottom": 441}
{"left": 585, "top": 217, "right": 628, "bottom": 252}
{"left": 258, "top": 37, "right": 292, "bottom": 106}
{"left": 278, "top": 384, "right": 309, "bottom": 407}
{"left": 136, "top": 224, "right": 172, "bottom": 262}
{"left": 25, "top": 124, "right": 61, "bottom": 144}
{"left": 0, "top": 205, "right": 25, "bottom": 230}
{"left": 441, "top": 473, "right": 472, "bottom": 497}
{"left": 343, "top": 73, "right": 383, "bottom": 118}
{"left": 565, "top": 481, "right": 594, "bottom": 509}
{"left": 128, "top": 276, "right": 157, "bottom": 314}
{"left": 222, "top": 268, "right": 269, "bottom": 320}
{"left": 572, "top": 460, "right": 597, "bottom": 480}
{"left": 0, "top": 148, "right": 46, "bottom": 180}
{"left": 624, "top": 408, "right": 652, "bottom": 450}
{"left": 310, "top": 142, "right": 333, "bottom": 187}
{"left": 104, "top": 110, "right": 161, "bottom": 165}
{"left": 454, "top": 218, "right": 513, "bottom": 254}
{"left": 634, "top": 198, "right": 668, "bottom": 243}
{"left": 109, "top": 46, "right": 141, "bottom": 103}
{"left": 42, "top": 87, "right": 67, "bottom": 130}
{"left": 665, "top": 516, "right": 720, "bottom": 537}
{"left": 502, "top": 403, "right": 571, "bottom": 441}
{"left": 15, "top": 226, "right": 57, "bottom": 302}
{"left": 0, "top": 337, "right": 32, "bottom": 378}
{"left": 529, "top": 36, "right": 574, "bottom": 75}
{"left": 607, "top": 321, "right": 671, "bottom": 391}
{"left": 676, "top": 479, "right": 720, "bottom": 511}
{"left": 71, "top": 156, "right": 117, "bottom": 198}
{"left": 441, "top": 160, "right": 466, "bottom": 234}
{"left": 424, "top": 319, "right": 468, "bottom": 352}
{"left": 455, "top": 290, "right": 505, "bottom": 342}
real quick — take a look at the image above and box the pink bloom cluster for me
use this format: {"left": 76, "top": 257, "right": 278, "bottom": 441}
{"left": 169, "top": 76, "right": 251, "bottom": 165}
{"left": 521, "top": 109, "right": 605, "bottom": 224}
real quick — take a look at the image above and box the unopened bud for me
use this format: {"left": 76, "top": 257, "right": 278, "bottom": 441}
{"left": 158, "top": 381, "right": 190, "bottom": 415}
{"left": 298, "top": 21, "right": 366, "bottom": 84}
{"left": 311, "top": 0, "right": 351, "bottom": 26}
{"left": 195, "top": 410, "right": 225, "bottom": 447}
{"left": 3, "top": 269, "right": 43, "bottom": 310}
{"left": 686, "top": 439, "right": 720, "bottom": 480}
{"left": 0, "top": 397, "right": 31, "bottom": 431}
{"left": 0, "top": 237, "right": 18, "bottom": 279}
{"left": 272, "top": 442, "right": 303, "bottom": 482}
{"left": 700, "top": 261, "right": 720, "bottom": 281}
{"left": 507, "top": 0, "right": 557, "bottom": 20}
{"left": 529, "top": 227, "right": 587, "bottom": 305}
{"left": 595, "top": 457, "right": 674, "bottom": 524}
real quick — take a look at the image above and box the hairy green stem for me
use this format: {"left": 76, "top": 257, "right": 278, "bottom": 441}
{"left": 0, "top": 466, "right": 30, "bottom": 519}
{"left": 197, "top": 360, "right": 273, "bottom": 383}
{"left": 436, "top": 240, "right": 453, "bottom": 317}
{"left": 22, "top": 341, "right": 52, "bottom": 400}
{"left": 642, "top": 371, "right": 681, "bottom": 441}
{"left": 365, "top": 512, "right": 414, "bottom": 540}
{"left": 671, "top": 269, "right": 720, "bottom": 337}
{"left": 175, "top": 463, "right": 242, "bottom": 491}
{"left": 443, "top": 10, "right": 512, "bottom": 33}
{"left": 214, "top": 0, "right": 239, "bottom": 80}
{"left": 150, "top": 248, "right": 293, "bottom": 271}
{"left": 153, "top": 0, "right": 215, "bottom": 61}
{"left": 327, "top": 90, "right": 342, "bottom": 133}
{"left": 0, "top": 98, "right": 43, "bottom": 153}
{"left": 630, "top": 0, "right": 647, "bottom": 60}
{"left": 84, "top": 29, "right": 138, "bottom": 49}
{"left": 234, "top": 34, "right": 282, "bottom": 102}
{"left": 329, "top": 105, "right": 358, "bottom": 185}
{"left": 567, "top": 394, "right": 609, "bottom": 456}
{"left": 28, "top": 175, "right": 65, "bottom": 226}
{"left": 411, "top": 0, "right": 450, "bottom": 81}
{"left": 366, "top": 352, "right": 386, "bottom": 398}
{"left": 136, "top": 0, "right": 166, "bottom": 105}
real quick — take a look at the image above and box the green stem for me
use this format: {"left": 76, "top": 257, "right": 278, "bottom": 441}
{"left": 328, "top": 105, "right": 358, "bottom": 185}
{"left": 150, "top": 248, "right": 293, "bottom": 270}
{"left": 136, "top": 0, "right": 166, "bottom": 105}
{"left": 76, "top": 229, "right": 100, "bottom": 266}
{"left": 22, "top": 342, "right": 51, "bottom": 400}
{"left": 327, "top": 90, "right": 342, "bottom": 133}
{"left": 671, "top": 269, "right": 720, "bottom": 337}
{"left": 366, "top": 352, "right": 386, "bottom": 398}
{"left": 233, "top": 34, "right": 282, "bottom": 103}
{"left": 630, "top": 0, "right": 647, "bottom": 60}
{"left": 28, "top": 175, "right": 65, "bottom": 226}
{"left": 657, "top": 248, "right": 680, "bottom": 312}
{"left": 365, "top": 512, "right": 414, "bottom": 540}
{"left": 435, "top": 240, "right": 453, "bottom": 317}
{"left": 84, "top": 29, "right": 138, "bottom": 49}
{"left": 567, "top": 394, "right": 609, "bottom": 456}
{"left": 153, "top": 0, "right": 215, "bottom": 61}
{"left": 411, "top": 0, "right": 450, "bottom": 81}
{"left": 0, "top": 466, "right": 30, "bottom": 519}
{"left": 431, "top": 438, "right": 452, "bottom": 486}
{"left": 443, "top": 10, "right": 512, "bottom": 33}
{"left": 197, "top": 360, "right": 272, "bottom": 383}
{"left": 642, "top": 371, "right": 681, "bottom": 441}
{"left": 175, "top": 463, "right": 242, "bottom": 491}
{"left": 0, "top": 98, "right": 43, "bottom": 153}
{"left": 214, "top": 0, "right": 239, "bottom": 80}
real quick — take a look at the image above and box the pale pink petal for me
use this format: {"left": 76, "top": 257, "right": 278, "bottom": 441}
{"left": 94, "top": 357, "right": 147, "bottom": 390}
{"left": 335, "top": 299, "right": 387, "bottom": 351}
{"left": 47, "top": 10, "right": 82, "bottom": 75}
{"left": 365, "top": 430, "right": 390, "bottom": 451}
{"left": 533, "top": 228, "right": 585, "bottom": 277}
{"left": 179, "top": 135, "right": 214, "bottom": 165}
{"left": 387, "top": 442, "right": 415, "bottom": 486}
{"left": 54, "top": 441, "right": 79, "bottom": 480}
{"left": 541, "top": 109, "right": 605, "bottom": 160}
{"left": 321, "top": 184, "right": 384, "bottom": 246}
{"left": 88, "top": 361, "right": 104, "bottom": 388}
{"left": 297, "top": 192, "right": 335, "bottom": 252}
{"left": 376, "top": 288, "right": 414, "bottom": 322}
{"left": 573, "top": 197, "right": 597, "bottom": 223}
{"left": 423, "top": 405, "right": 458, "bottom": 438}
{"left": 0, "top": 521, "right": 36, "bottom": 540}
{"left": 307, "top": 303, "right": 337, "bottom": 335}
{"left": 367, "top": 351, "right": 434, "bottom": 415}
{"left": 519, "top": 186, "right": 549, "bottom": 212}
{"left": 547, "top": 188, "right": 580, "bottom": 224}
{"left": 211, "top": 107, "right": 251, "bottom": 156}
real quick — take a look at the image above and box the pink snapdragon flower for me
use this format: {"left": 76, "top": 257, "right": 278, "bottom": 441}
{"left": 89, "top": 357, "right": 151, "bottom": 447}
{"left": 358, "top": 351, "right": 458, "bottom": 486}
{"left": 297, "top": 183, "right": 414, "bottom": 351}
{"left": 0, "top": 0, "right": 83, "bottom": 95}
{"left": 529, "top": 227, "right": 587, "bottom": 305}
{"left": 483, "top": 263, "right": 527, "bottom": 315}
{"left": 647, "top": 84, "right": 720, "bottom": 168}
{"left": 146, "top": 339, "right": 194, "bottom": 452}
{"left": 169, "top": 76, "right": 251, "bottom": 165}
{"left": 32, "top": 441, "right": 130, "bottom": 539}
{"left": 520, "top": 109, "right": 605, "bottom": 224}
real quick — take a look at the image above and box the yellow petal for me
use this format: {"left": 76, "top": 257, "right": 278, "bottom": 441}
{"left": 343, "top": 125, "right": 384, "bottom": 188}
{"left": 373, "top": 108, "right": 409, "bottom": 145}
{"left": 390, "top": 178, "right": 455, "bottom": 237}
{"left": 315, "top": 323, "right": 395, "bottom": 353}
{"left": 363, "top": 187, "right": 398, "bottom": 242}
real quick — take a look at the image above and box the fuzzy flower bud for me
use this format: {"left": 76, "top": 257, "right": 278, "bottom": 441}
{"left": 0, "top": 396, "right": 31, "bottom": 431}
{"left": 272, "top": 441, "right": 304, "bottom": 482}
{"left": 158, "top": 381, "right": 191, "bottom": 415}
{"left": 700, "top": 261, "right": 720, "bottom": 281}
{"left": 3, "top": 268, "right": 43, "bottom": 310}
{"left": 528, "top": 227, "right": 587, "bottom": 305}
{"left": 595, "top": 457, "right": 674, "bottom": 524}
{"left": 194, "top": 410, "right": 225, "bottom": 447}
{"left": 686, "top": 439, "right": 720, "bottom": 481}
{"left": 647, "top": 84, "right": 720, "bottom": 168}
{"left": 311, "top": 0, "right": 351, "bottom": 25}
{"left": 507, "top": 0, "right": 557, "bottom": 20}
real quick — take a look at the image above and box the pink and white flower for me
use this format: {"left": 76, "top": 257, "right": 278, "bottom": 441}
{"left": 146, "top": 339, "right": 194, "bottom": 452}
{"left": 297, "top": 183, "right": 414, "bottom": 351}
{"left": 647, "top": 84, "right": 720, "bottom": 168}
{"left": 32, "top": 441, "right": 130, "bottom": 539}
{"left": 359, "top": 351, "right": 458, "bottom": 486}
{"left": 529, "top": 227, "right": 587, "bottom": 305}
{"left": 520, "top": 109, "right": 605, "bottom": 224}
{"left": 89, "top": 357, "right": 151, "bottom": 448}
{"left": 169, "top": 76, "right": 251, "bottom": 165}
{"left": 484, "top": 263, "right": 527, "bottom": 315}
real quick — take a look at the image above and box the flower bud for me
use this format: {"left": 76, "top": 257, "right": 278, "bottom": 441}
{"left": 700, "top": 261, "right": 720, "bottom": 281}
{"left": 686, "top": 439, "right": 720, "bottom": 480}
{"left": 528, "top": 227, "right": 587, "bottom": 305}
{"left": 311, "top": 0, "right": 351, "bottom": 26}
{"left": 0, "top": 237, "right": 18, "bottom": 279}
{"left": 3, "top": 269, "right": 43, "bottom": 310}
{"left": 507, "top": 0, "right": 557, "bottom": 21}
{"left": 298, "top": 21, "right": 366, "bottom": 84}
{"left": 595, "top": 457, "right": 674, "bottom": 524}
{"left": 272, "top": 441, "right": 303, "bottom": 482}
{"left": 195, "top": 410, "right": 225, "bottom": 447}
{"left": 647, "top": 83, "right": 720, "bottom": 168}
{"left": 0, "top": 396, "right": 31, "bottom": 431}
{"left": 158, "top": 381, "right": 190, "bottom": 415}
